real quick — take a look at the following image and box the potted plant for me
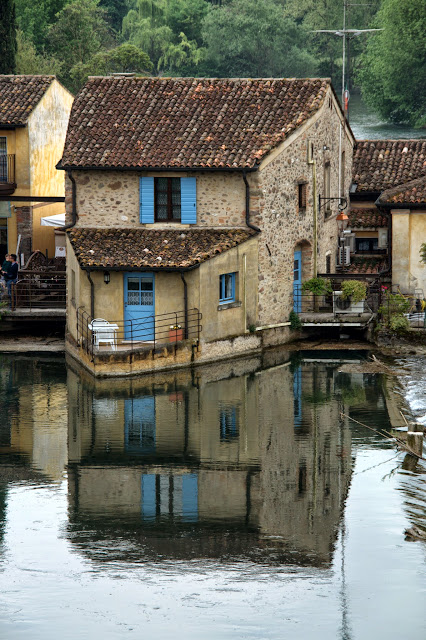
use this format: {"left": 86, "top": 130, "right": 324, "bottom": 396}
{"left": 169, "top": 323, "right": 183, "bottom": 342}
{"left": 341, "top": 280, "right": 367, "bottom": 303}
{"left": 301, "top": 277, "right": 333, "bottom": 296}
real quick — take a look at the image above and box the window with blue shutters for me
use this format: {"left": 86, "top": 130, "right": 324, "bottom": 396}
{"left": 139, "top": 176, "right": 196, "bottom": 224}
{"left": 219, "top": 272, "right": 236, "bottom": 303}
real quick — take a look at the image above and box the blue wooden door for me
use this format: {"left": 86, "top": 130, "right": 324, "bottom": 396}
{"left": 124, "top": 273, "right": 155, "bottom": 340}
{"left": 293, "top": 250, "right": 302, "bottom": 312}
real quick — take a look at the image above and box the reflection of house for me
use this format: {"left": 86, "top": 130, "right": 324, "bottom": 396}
{"left": 0, "top": 75, "right": 73, "bottom": 263}
{"left": 349, "top": 140, "right": 426, "bottom": 290}
{"left": 67, "top": 353, "right": 353, "bottom": 565}
{"left": 59, "top": 77, "right": 354, "bottom": 375}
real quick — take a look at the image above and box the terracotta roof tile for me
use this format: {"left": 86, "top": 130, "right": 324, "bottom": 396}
{"left": 341, "top": 256, "right": 387, "bottom": 275}
{"left": 0, "top": 75, "right": 55, "bottom": 126}
{"left": 376, "top": 176, "right": 426, "bottom": 206}
{"left": 352, "top": 140, "right": 426, "bottom": 193}
{"left": 68, "top": 227, "right": 256, "bottom": 269}
{"left": 348, "top": 208, "right": 388, "bottom": 228}
{"left": 60, "top": 77, "right": 330, "bottom": 169}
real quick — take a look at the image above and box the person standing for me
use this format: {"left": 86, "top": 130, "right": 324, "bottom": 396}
{"left": 0, "top": 253, "right": 11, "bottom": 291}
{"left": 3, "top": 253, "right": 18, "bottom": 303}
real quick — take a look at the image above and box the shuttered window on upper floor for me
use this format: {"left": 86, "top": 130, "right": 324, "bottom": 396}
{"left": 140, "top": 176, "right": 196, "bottom": 224}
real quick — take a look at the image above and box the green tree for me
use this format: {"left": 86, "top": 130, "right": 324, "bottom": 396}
{"left": 357, "top": 0, "right": 426, "bottom": 127}
{"left": 99, "top": 0, "right": 128, "bottom": 33}
{"left": 0, "top": 0, "right": 17, "bottom": 73}
{"left": 201, "top": 0, "right": 317, "bottom": 78}
{"left": 165, "top": 0, "right": 209, "bottom": 45}
{"left": 122, "top": 0, "right": 173, "bottom": 69}
{"left": 70, "top": 43, "right": 152, "bottom": 89}
{"left": 15, "top": 30, "right": 63, "bottom": 76}
{"left": 16, "top": 0, "right": 68, "bottom": 52}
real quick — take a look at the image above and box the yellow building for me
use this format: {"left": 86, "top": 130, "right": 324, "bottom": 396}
{"left": 0, "top": 75, "right": 73, "bottom": 263}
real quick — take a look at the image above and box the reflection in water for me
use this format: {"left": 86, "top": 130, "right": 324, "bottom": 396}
{"left": 65, "top": 350, "right": 362, "bottom": 566}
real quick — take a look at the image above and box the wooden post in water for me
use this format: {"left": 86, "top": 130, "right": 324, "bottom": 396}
{"left": 407, "top": 431, "right": 424, "bottom": 458}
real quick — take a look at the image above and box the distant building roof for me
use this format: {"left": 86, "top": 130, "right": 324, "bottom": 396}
{"left": 59, "top": 76, "right": 332, "bottom": 170}
{"left": 0, "top": 75, "right": 55, "bottom": 126}
{"left": 352, "top": 140, "right": 426, "bottom": 194}
{"left": 341, "top": 256, "right": 387, "bottom": 275}
{"left": 376, "top": 176, "right": 426, "bottom": 207}
{"left": 348, "top": 208, "right": 388, "bottom": 228}
{"left": 68, "top": 227, "right": 256, "bottom": 270}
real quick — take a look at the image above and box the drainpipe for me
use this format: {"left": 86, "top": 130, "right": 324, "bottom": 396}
{"left": 86, "top": 270, "right": 95, "bottom": 318}
{"left": 312, "top": 159, "right": 318, "bottom": 278}
{"left": 180, "top": 272, "right": 188, "bottom": 338}
{"left": 59, "top": 170, "right": 78, "bottom": 231}
{"left": 242, "top": 170, "right": 260, "bottom": 233}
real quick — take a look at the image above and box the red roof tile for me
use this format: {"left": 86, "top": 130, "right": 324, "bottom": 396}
{"left": 348, "top": 208, "right": 388, "bottom": 228}
{"left": 60, "top": 77, "right": 330, "bottom": 170}
{"left": 68, "top": 227, "right": 256, "bottom": 269}
{"left": 376, "top": 176, "right": 426, "bottom": 206}
{"left": 341, "top": 256, "right": 387, "bottom": 275}
{"left": 352, "top": 140, "right": 426, "bottom": 193}
{"left": 0, "top": 75, "right": 55, "bottom": 126}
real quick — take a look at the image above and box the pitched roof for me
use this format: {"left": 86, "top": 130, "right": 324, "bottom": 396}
{"left": 348, "top": 208, "right": 388, "bottom": 228}
{"left": 376, "top": 176, "right": 426, "bottom": 206}
{"left": 352, "top": 140, "right": 426, "bottom": 194}
{"left": 60, "top": 77, "right": 331, "bottom": 170}
{"left": 0, "top": 75, "right": 55, "bottom": 126}
{"left": 341, "top": 256, "right": 387, "bottom": 275}
{"left": 68, "top": 227, "right": 256, "bottom": 269}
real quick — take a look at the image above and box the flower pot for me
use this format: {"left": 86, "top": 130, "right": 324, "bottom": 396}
{"left": 169, "top": 328, "right": 183, "bottom": 342}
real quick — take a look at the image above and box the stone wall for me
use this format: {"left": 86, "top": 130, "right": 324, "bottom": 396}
{"left": 249, "top": 89, "right": 354, "bottom": 325}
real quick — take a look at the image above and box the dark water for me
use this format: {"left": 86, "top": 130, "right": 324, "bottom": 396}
{"left": 0, "top": 350, "right": 425, "bottom": 639}
{"left": 349, "top": 94, "right": 425, "bottom": 140}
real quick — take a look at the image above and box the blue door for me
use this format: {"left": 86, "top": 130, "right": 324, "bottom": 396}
{"left": 293, "top": 250, "right": 302, "bottom": 312}
{"left": 125, "top": 397, "right": 155, "bottom": 455}
{"left": 124, "top": 273, "right": 155, "bottom": 340}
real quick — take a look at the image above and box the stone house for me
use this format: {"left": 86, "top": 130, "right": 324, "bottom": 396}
{"left": 58, "top": 76, "right": 354, "bottom": 375}
{"left": 348, "top": 139, "right": 426, "bottom": 291}
{"left": 0, "top": 75, "right": 73, "bottom": 263}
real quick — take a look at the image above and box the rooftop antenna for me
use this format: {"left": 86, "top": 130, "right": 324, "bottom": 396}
{"left": 313, "top": 0, "right": 382, "bottom": 121}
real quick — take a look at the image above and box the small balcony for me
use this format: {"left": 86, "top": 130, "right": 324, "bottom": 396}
{"left": 0, "top": 154, "right": 17, "bottom": 195}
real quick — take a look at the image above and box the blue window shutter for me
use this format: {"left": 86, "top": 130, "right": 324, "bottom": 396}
{"left": 140, "top": 177, "right": 154, "bottom": 224}
{"left": 180, "top": 177, "right": 197, "bottom": 224}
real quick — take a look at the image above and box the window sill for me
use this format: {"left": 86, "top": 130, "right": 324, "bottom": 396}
{"left": 218, "top": 301, "right": 241, "bottom": 311}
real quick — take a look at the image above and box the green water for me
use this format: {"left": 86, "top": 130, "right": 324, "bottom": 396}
{"left": 0, "top": 350, "right": 425, "bottom": 640}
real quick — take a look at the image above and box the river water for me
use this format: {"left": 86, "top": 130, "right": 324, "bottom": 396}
{"left": 0, "top": 350, "right": 425, "bottom": 640}
{"left": 347, "top": 94, "right": 425, "bottom": 140}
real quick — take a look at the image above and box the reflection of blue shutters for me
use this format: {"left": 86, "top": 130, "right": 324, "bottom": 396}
{"left": 180, "top": 177, "right": 197, "bottom": 224}
{"left": 182, "top": 474, "right": 198, "bottom": 522}
{"left": 142, "top": 474, "right": 156, "bottom": 519}
{"left": 140, "top": 176, "right": 154, "bottom": 223}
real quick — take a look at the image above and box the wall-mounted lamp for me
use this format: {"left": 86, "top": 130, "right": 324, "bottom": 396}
{"left": 103, "top": 271, "right": 110, "bottom": 284}
{"left": 336, "top": 211, "right": 349, "bottom": 234}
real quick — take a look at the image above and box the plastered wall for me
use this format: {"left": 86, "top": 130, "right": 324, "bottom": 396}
{"left": 392, "top": 210, "right": 426, "bottom": 293}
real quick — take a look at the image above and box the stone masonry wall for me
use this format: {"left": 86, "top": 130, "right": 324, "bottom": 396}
{"left": 249, "top": 90, "right": 354, "bottom": 326}
{"left": 65, "top": 171, "right": 246, "bottom": 229}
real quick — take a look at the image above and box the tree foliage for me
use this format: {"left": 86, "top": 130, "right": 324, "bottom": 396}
{"left": 202, "top": 0, "right": 317, "bottom": 78}
{"left": 70, "top": 43, "right": 152, "bottom": 89}
{"left": 16, "top": 0, "right": 68, "bottom": 52}
{"left": 0, "top": 0, "right": 17, "bottom": 74}
{"left": 357, "top": 0, "right": 426, "bottom": 127}
{"left": 15, "top": 30, "right": 63, "bottom": 76}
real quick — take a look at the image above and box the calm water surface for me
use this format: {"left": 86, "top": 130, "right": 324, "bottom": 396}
{"left": 0, "top": 350, "right": 425, "bottom": 639}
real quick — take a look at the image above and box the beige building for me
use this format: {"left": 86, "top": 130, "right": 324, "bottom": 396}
{"left": 0, "top": 75, "right": 73, "bottom": 262}
{"left": 59, "top": 77, "right": 354, "bottom": 375}
{"left": 349, "top": 140, "right": 426, "bottom": 292}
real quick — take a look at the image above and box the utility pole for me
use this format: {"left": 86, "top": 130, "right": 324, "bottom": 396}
{"left": 313, "top": 1, "right": 382, "bottom": 121}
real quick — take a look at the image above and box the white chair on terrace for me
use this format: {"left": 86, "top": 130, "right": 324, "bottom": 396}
{"left": 88, "top": 318, "right": 118, "bottom": 350}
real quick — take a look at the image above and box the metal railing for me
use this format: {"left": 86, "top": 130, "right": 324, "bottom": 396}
{"left": 293, "top": 285, "right": 380, "bottom": 315}
{"left": 8, "top": 271, "right": 66, "bottom": 310}
{"left": 0, "top": 154, "right": 16, "bottom": 185}
{"left": 77, "top": 307, "right": 202, "bottom": 357}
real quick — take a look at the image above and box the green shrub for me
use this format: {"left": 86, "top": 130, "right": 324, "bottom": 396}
{"left": 341, "top": 280, "right": 367, "bottom": 303}
{"left": 301, "top": 277, "right": 332, "bottom": 295}
{"left": 389, "top": 314, "right": 410, "bottom": 334}
{"left": 289, "top": 310, "right": 302, "bottom": 330}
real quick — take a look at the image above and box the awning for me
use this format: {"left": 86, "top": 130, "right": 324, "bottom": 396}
{"left": 40, "top": 212, "right": 65, "bottom": 227}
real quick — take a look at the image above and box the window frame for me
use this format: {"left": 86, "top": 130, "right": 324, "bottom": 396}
{"left": 219, "top": 272, "right": 236, "bottom": 304}
{"left": 298, "top": 182, "right": 307, "bottom": 212}
{"left": 154, "top": 177, "right": 181, "bottom": 222}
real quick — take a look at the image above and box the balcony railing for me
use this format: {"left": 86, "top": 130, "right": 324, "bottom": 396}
{"left": 77, "top": 307, "right": 202, "bottom": 358}
{"left": 0, "top": 154, "right": 16, "bottom": 189}
{"left": 8, "top": 271, "right": 66, "bottom": 310}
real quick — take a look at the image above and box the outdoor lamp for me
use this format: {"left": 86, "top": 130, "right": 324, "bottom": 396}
{"left": 336, "top": 211, "right": 349, "bottom": 233}
{"left": 103, "top": 271, "right": 110, "bottom": 284}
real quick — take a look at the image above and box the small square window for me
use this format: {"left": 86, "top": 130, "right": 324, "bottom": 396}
{"left": 219, "top": 272, "right": 236, "bottom": 303}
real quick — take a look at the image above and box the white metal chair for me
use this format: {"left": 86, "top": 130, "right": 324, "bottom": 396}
{"left": 88, "top": 318, "right": 118, "bottom": 350}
